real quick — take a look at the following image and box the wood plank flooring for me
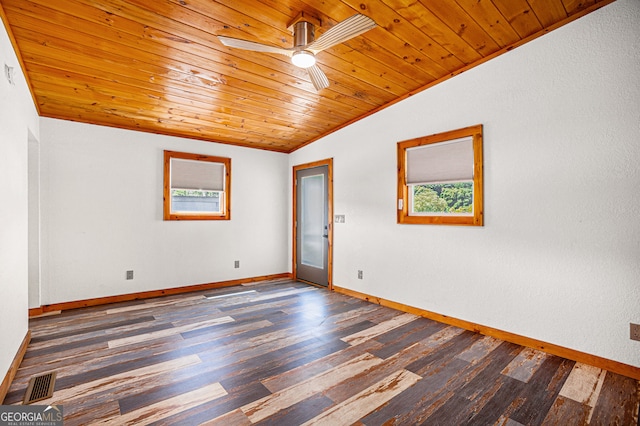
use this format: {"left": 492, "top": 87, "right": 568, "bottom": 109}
{"left": 6, "top": 280, "right": 640, "bottom": 425}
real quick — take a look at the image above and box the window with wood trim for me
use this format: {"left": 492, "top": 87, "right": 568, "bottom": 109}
{"left": 163, "top": 150, "right": 231, "bottom": 220}
{"left": 397, "top": 125, "right": 483, "bottom": 226}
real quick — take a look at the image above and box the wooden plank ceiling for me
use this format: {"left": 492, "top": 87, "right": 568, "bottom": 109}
{"left": 0, "top": 0, "right": 613, "bottom": 152}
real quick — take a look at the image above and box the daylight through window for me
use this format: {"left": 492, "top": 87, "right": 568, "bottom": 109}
{"left": 164, "top": 151, "right": 231, "bottom": 220}
{"left": 397, "top": 125, "right": 483, "bottom": 226}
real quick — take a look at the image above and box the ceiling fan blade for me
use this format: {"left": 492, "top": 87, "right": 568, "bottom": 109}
{"left": 306, "top": 14, "right": 376, "bottom": 54}
{"left": 307, "top": 65, "right": 330, "bottom": 90}
{"left": 217, "top": 36, "right": 293, "bottom": 57}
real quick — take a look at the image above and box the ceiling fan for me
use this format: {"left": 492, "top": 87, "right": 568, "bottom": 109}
{"left": 217, "top": 13, "right": 377, "bottom": 91}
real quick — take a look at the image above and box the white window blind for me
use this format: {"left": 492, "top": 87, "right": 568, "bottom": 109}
{"left": 406, "top": 137, "right": 474, "bottom": 185}
{"left": 171, "top": 158, "right": 225, "bottom": 191}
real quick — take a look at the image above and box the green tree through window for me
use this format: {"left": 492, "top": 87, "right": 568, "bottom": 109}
{"left": 412, "top": 182, "right": 473, "bottom": 213}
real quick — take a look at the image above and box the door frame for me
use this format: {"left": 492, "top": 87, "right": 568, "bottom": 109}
{"left": 292, "top": 158, "right": 333, "bottom": 289}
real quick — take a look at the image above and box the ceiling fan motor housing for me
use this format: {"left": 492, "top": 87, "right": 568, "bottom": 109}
{"left": 293, "top": 21, "right": 315, "bottom": 47}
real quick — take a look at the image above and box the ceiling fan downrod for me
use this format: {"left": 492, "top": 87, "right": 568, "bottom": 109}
{"left": 293, "top": 21, "right": 316, "bottom": 47}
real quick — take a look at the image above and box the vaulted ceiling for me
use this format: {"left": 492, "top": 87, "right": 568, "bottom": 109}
{"left": 0, "top": 0, "right": 613, "bottom": 152}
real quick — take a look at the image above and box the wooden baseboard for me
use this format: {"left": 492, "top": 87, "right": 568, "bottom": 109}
{"left": 333, "top": 285, "right": 640, "bottom": 381}
{"left": 0, "top": 330, "right": 31, "bottom": 404}
{"left": 29, "top": 273, "right": 292, "bottom": 317}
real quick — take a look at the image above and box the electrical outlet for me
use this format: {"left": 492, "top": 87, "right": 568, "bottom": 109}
{"left": 631, "top": 323, "right": 640, "bottom": 341}
{"left": 126, "top": 270, "right": 134, "bottom": 280}
{"left": 357, "top": 270, "right": 363, "bottom": 279}
{"left": 234, "top": 260, "right": 240, "bottom": 268}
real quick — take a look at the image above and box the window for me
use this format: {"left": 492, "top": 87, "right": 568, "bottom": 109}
{"left": 397, "top": 124, "right": 483, "bottom": 226}
{"left": 163, "top": 150, "right": 231, "bottom": 220}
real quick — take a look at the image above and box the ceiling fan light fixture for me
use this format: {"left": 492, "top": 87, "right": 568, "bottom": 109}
{"left": 217, "top": 13, "right": 376, "bottom": 91}
{"left": 291, "top": 50, "right": 316, "bottom": 68}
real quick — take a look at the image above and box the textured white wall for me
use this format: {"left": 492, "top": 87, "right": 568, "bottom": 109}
{"left": 290, "top": 0, "right": 640, "bottom": 367}
{"left": 40, "top": 119, "right": 289, "bottom": 304}
{"left": 0, "top": 21, "right": 39, "bottom": 382}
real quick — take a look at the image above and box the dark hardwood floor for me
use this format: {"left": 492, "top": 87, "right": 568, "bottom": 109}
{"left": 6, "top": 280, "right": 640, "bottom": 425}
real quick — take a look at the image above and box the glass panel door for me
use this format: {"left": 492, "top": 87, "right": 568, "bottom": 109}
{"left": 296, "top": 165, "right": 329, "bottom": 286}
{"left": 300, "top": 174, "right": 324, "bottom": 268}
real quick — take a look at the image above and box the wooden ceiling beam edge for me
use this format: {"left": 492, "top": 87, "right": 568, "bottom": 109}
{"left": 289, "top": 0, "right": 617, "bottom": 154}
{"left": 0, "top": 2, "right": 40, "bottom": 115}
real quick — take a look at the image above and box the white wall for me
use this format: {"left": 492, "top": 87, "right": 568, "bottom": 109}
{"left": 0, "top": 21, "right": 39, "bottom": 383}
{"left": 28, "top": 131, "right": 40, "bottom": 308}
{"left": 40, "top": 119, "right": 289, "bottom": 304}
{"left": 290, "top": 0, "right": 640, "bottom": 368}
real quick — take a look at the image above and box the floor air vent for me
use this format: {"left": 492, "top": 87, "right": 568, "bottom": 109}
{"left": 23, "top": 372, "right": 57, "bottom": 404}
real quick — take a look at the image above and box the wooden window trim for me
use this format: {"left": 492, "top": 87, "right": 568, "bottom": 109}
{"left": 163, "top": 150, "right": 231, "bottom": 221}
{"left": 397, "top": 124, "right": 483, "bottom": 226}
